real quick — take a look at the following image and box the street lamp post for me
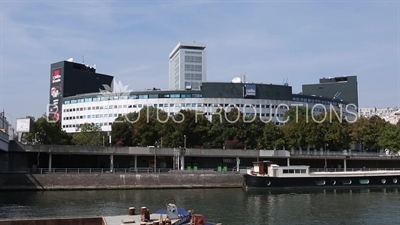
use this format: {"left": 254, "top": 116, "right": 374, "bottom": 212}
{"left": 181, "top": 135, "right": 186, "bottom": 171}
{"left": 184, "top": 135, "right": 186, "bottom": 150}
{"left": 154, "top": 142, "right": 157, "bottom": 173}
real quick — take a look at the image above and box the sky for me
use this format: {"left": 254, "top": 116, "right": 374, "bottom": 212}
{"left": 0, "top": 0, "right": 399, "bottom": 126}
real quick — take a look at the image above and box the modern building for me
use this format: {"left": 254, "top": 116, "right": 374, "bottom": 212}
{"left": 358, "top": 107, "right": 400, "bottom": 124}
{"left": 61, "top": 81, "right": 358, "bottom": 133}
{"left": 169, "top": 42, "right": 206, "bottom": 90}
{"left": 302, "top": 76, "right": 358, "bottom": 107}
{"left": 49, "top": 60, "right": 114, "bottom": 122}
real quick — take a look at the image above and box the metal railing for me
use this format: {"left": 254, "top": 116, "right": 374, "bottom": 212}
{"left": 309, "top": 168, "right": 400, "bottom": 172}
{"left": 290, "top": 150, "right": 399, "bottom": 158}
{"left": 3, "top": 167, "right": 240, "bottom": 174}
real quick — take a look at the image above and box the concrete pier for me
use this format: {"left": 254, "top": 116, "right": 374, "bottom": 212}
{"left": 0, "top": 173, "right": 244, "bottom": 191}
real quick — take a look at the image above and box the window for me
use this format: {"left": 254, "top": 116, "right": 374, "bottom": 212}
{"left": 359, "top": 179, "right": 369, "bottom": 185}
{"left": 148, "top": 94, "right": 158, "bottom": 99}
{"left": 185, "top": 51, "right": 202, "bottom": 55}
{"left": 170, "top": 94, "right": 180, "bottom": 98}
{"left": 192, "top": 94, "right": 202, "bottom": 98}
{"left": 138, "top": 95, "right": 148, "bottom": 99}
{"left": 129, "top": 95, "right": 139, "bottom": 99}
{"left": 184, "top": 56, "right": 202, "bottom": 63}
{"left": 341, "top": 179, "right": 352, "bottom": 185}
{"left": 184, "top": 64, "right": 202, "bottom": 72}
{"left": 181, "top": 94, "right": 191, "bottom": 98}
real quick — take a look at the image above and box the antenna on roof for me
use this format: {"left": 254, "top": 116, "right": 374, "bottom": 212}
{"left": 284, "top": 78, "right": 289, "bottom": 86}
{"left": 242, "top": 73, "right": 247, "bottom": 83}
{"left": 82, "top": 55, "right": 84, "bottom": 64}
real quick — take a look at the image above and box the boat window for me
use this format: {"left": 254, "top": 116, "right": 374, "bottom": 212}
{"left": 300, "top": 169, "right": 307, "bottom": 173}
{"left": 283, "top": 169, "right": 289, "bottom": 174}
{"left": 393, "top": 178, "right": 398, "bottom": 184}
{"left": 341, "top": 179, "right": 352, "bottom": 185}
{"left": 288, "top": 170, "right": 294, "bottom": 173}
{"left": 381, "top": 179, "right": 386, "bottom": 184}
{"left": 359, "top": 179, "right": 369, "bottom": 185}
{"left": 315, "top": 180, "right": 326, "bottom": 185}
{"left": 295, "top": 169, "right": 301, "bottom": 173}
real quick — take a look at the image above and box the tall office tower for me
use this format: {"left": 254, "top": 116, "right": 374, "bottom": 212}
{"left": 49, "top": 59, "right": 114, "bottom": 122}
{"left": 169, "top": 42, "right": 206, "bottom": 90}
{"left": 302, "top": 76, "right": 359, "bottom": 107}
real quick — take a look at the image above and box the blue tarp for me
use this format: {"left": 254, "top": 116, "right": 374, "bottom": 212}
{"left": 154, "top": 208, "right": 189, "bottom": 216}
{"left": 154, "top": 208, "right": 216, "bottom": 224}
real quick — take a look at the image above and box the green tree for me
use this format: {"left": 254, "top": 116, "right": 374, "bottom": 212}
{"left": 25, "top": 116, "right": 71, "bottom": 145}
{"left": 224, "top": 108, "right": 247, "bottom": 147}
{"left": 283, "top": 106, "right": 313, "bottom": 149}
{"left": 207, "top": 108, "right": 229, "bottom": 148}
{"left": 244, "top": 117, "right": 265, "bottom": 149}
{"left": 350, "top": 116, "right": 387, "bottom": 151}
{"left": 131, "top": 106, "right": 168, "bottom": 146}
{"left": 321, "top": 110, "right": 351, "bottom": 150}
{"left": 165, "top": 109, "right": 210, "bottom": 148}
{"left": 263, "top": 122, "right": 285, "bottom": 149}
{"left": 111, "top": 113, "right": 137, "bottom": 146}
{"left": 71, "top": 123, "right": 104, "bottom": 146}
{"left": 377, "top": 124, "right": 400, "bottom": 153}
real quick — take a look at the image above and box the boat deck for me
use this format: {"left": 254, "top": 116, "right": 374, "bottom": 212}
{"left": 103, "top": 214, "right": 182, "bottom": 225}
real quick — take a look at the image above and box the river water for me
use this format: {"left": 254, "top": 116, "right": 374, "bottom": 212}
{"left": 0, "top": 188, "right": 399, "bottom": 225}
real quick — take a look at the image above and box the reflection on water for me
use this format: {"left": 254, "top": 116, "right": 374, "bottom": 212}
{"left": 1, "top": 188, "right": 400, "bottom": 225}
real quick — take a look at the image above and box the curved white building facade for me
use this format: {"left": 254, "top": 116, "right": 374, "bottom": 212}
{"left": 61, "top": 82, "right": 357, "bottom": 133}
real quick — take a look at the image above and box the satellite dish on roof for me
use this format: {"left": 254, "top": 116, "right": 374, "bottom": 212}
{"left": 67, "top": 58, "right": 73, "bottom": 62}
{"left": 232, "top": 77, "right": 242, "bottom": 83}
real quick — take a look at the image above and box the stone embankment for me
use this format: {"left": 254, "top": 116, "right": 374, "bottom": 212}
{"left": 0, "top": 172, "right": 244, "bottom": 191}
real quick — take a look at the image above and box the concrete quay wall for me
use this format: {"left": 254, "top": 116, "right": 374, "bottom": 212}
{"left": 0, "top": 173, "right": 244, "bottom": 191}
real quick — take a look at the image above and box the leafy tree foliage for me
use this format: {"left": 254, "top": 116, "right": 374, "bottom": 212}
{"left": 109, "top": 105, "right": 400, "bottom": 151}
{"left": 71, "top": 123, "right": 105, "bottom": 146}
{"left": 24, "top": 115, "right": 71, "bottom": 145}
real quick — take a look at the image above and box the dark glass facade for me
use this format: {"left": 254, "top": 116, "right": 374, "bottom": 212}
{"left": 48, "top": 61, "right": 113, "bottom": 122}
{"left": 302, "top": 76, "right": 358, "bottom": 107}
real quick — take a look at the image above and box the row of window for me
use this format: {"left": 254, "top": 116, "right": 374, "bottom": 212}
{"left": 185, "top": 51, "right": 202, "bottom": 55}
{"left": 63, "top": 103, "right": 292, "bottom": 113}
{"left": 62, "top": 121, "right": 285, "bottom": 129}
{"left": 63, "top": 111, "right": 286, "bottom": 121}
{"left": 64, "top": 95, "right": 351, "bottom": 107}
{"left": 184, "top": 73, "right": 202, "bottom": 80}
{"left": 282, "top": 169, "right": 307, "bottom": 174}
{"left": 63, "top": 122, "right": 111, "bottom": 129}
{"left": 64, "top": 93, "right": 204, "bottom": 104}
{"left": 315, "top": 178, "right": 398, "bottom": 186}
{"left": 184, "top": 56, "right": 202, "bottom": 63}
{"left": 184, "top": 64, "right": 202, "bottom": 72}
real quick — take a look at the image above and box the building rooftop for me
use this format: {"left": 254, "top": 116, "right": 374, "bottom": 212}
{"left": 169, "top": 42, "right": 206, "bottom": 58}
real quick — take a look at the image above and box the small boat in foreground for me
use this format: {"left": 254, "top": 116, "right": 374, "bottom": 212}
{"left": 243, "top": 160, "right": 400, "bottom": 189}
{"left": 0, "top": 199, "right": 220, "bottom": 225}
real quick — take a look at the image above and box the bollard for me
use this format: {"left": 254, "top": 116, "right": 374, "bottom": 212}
{"left": 140, "top": 207, "right": 147, "bottom": 222}
{"left": 128, "top": 207, "right": 135, "bottom": 215}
